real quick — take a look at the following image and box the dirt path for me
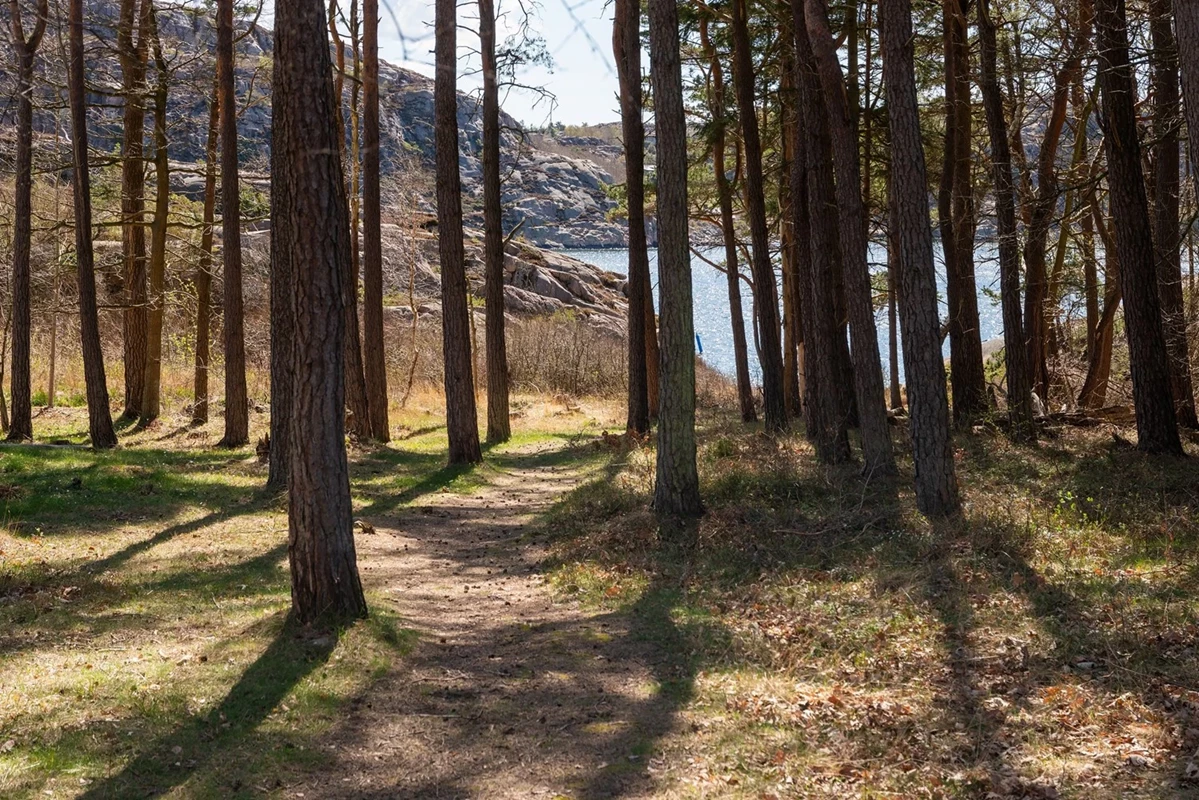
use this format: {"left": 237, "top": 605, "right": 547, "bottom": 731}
{"left": 300, "top": 442, "right": 683, "bottom": 799}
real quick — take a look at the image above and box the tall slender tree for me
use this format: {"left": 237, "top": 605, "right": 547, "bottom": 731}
{"left": 880, "top": 0, "right": 960, "bottom": 517}
{"left": 1094, "top": 0, "right": 1182, "bottom": 454}
{"left": 274, "top": 0, "right": 368, "bottom": 623}
{"left": 6, "top": 0, "right": 48, "bottom": 442}
{"left": 936, "top": 0, "right": 986, "bottom": 422}
{"left": 118, "top": 0, "right": 149, "bottom": 420}
{"left": 730, "top": 0, "right": 787, "bottom": 433}
{"left": 698, "top": 15, "right": 755, "bottom": 423}
{"left": 1179, "top": 0, "right": 1199, "bottom": 203}
{"left": 194, "top": 79, "right": 219, "bottom": 426}
{"left": 1149, "top": 0, "right": 1197, "bottom": 428}
{"left": 68, "top": 0, "right": 118, "bottom": 449}
{"left": 614, "top": 0, "right": 651, "bottom": 435}
{"left": 977, "top": 0, "right": 1034, "bottom": 440}
{"left": 361, "top": 0, "right": 390, "bottom": 441}
{"left": 140, "top": 3, "right": 169, "bottom": 424}
{"left": 217, "top": 0, "right": 249, "bottom": 447}
{"left": 435, "top": 0, "right": 483, "bottom": 465}
{"left": 479, "top": 0, "right": 511, "bottom": 443}
{"left": 804, "top": 0, "right": 896, "bottom": 475}
{"left": 648, "top": 0, "right": 702, "bottom": 516}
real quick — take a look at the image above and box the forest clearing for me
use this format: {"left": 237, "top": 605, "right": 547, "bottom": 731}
{"left": 3, "top": 396, "right": 1199, "bottom": 797}
{"left": 6, "top": 0, "right": 1199, "bottom": 795}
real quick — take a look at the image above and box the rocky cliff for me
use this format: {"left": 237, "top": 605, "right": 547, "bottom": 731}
{"left": 0, "top": 1, "right": 635, "bottom": 249}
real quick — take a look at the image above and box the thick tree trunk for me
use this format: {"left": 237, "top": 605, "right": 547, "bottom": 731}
{"left": 1150, "top": 0, "right": 1197, "bottom": 428}
{"left": 880, "top": 0, "right": 960, "bottom": 517}
{"left": 141, "top": 7, "right": 169, "bottom": 424}
{"left": 6, "top": 0, "right": 47, "bottom": 442}
{"left": 1180, "top": 0, "right": 1199, "bottom": 204}
{"left": 615, "top": 0, "right": 650, "bottom": 434}
{"left": 68, "top": 0, "right": 118, "bottom": 449}
{"left": 361, "top": 0, "right": 390, "bottom": 441}
{"left": 479, "top": 0, "right": 510, "bottom": 443}
{"left": 217, "top": 0, "right": 249, "bottom": 446}
{"left": 1094, "top": 0, "right": 1182, "bottom": 454}
{"left": 792, "top": 9, "right": 851, "bottom": 463}
{"left": 435, "top": 0, "right": 483, "bottom": 465}
{"left": 804, "top": 0, "right": 896, "bottom": 475}
{"left": 977, "top": 0, "right": 1034, "bottom": 439}
{"left": 194, "top": 79, "right": 219, "bottom": 426}
{"left": 269, "top": 57, "right": 294, "bottom": 490}
{"left": 936, "top": 0, "right": 986, "bottom": 422}
{"left": 730, "top": 0, "right": 787, "bottom": 433}
{"left": 648, "top": 0, "right": 702, "bottom": 517}
{"left": 699, "top": 18, "right": 755, "bottom": 423}
{"left": 118, "top": 0, "right": 149, "bottom": 420}
{"left": 274, "top": 0, "right": 368, "bottom": 624}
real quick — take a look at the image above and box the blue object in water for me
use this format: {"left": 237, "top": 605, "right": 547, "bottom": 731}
{"left": 696, "top": 334, "right": 703, "bottom": 354}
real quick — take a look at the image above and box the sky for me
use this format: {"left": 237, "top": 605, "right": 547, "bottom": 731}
{"left": 268, "top": 0, "right": 623, "bottom": 127}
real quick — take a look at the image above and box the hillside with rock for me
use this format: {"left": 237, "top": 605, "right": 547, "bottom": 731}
{"left": 0, "top": 1, "right": 638, "bottom": 249}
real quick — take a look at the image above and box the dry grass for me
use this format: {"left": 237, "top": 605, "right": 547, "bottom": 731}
{"left": 540, "top": 413, "right": 1199, "bottom": 798}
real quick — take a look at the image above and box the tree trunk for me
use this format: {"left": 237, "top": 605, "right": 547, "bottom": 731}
{"left": 478, "top": 0, "right": 510, "bottom": 443}
{"left": 730, "top": 0, "right": 787, "bottom": 433}
{"left": 6, "top": 0, "right": 48, "bottom": 442}
{"left": 1180, "top": 0, "right": 1199, "bottom": 206}
{"left": 792, "top": 8, "right": 852, "bottom": 463}
{"left": 435, "top": 0, "right": 483, "bottom": 465}
{"left": 274, "top": 0, "right": 368, "bottom": 624}
{"left": 217, "top": 0, "right": 249, "bottom": 447}
{"left": 1094, "top": 0, "right": 1182, "bottom": 454}
{"left": 615, "top": 0, "right": 650, "bottom": 434}
{"left": 1021, "top": 1, "right": 1090, "bottom": 404}
{"left": 269, "top": 55, "right": 294, "bottom": 490}
{"left": 329, "top": 0, "right": 372, "bottom": 441}
{"left": 118, "top": 0, "right": 149, "bottom": 420}
{"left": 879, "top": 0, "right": 960, "bottom": 516}
{"left": 804, "top": 0, "right": 896, "bottom": 475}
{"left": 936, "top": 0, "right": 987, "bottom": 422}
{"left": 1150, "top": 0, "right": 1198, "bottom": 428}
{"left": 648, "top": 0, "right": 702, "bottom": 517}
{"left": 140, "top": 5, "right": 169, "bottom": 424}
{"left": 68, "top": 0, "right": 118, "bottom": 449}
{"left": 977, "top": 0, "right": 1035, "bottom": 439}
{"left": 194, "top": 78, "right": 219, "bottom": 426}
{"left": 777, "top": 23, "right": 803, "bottom": 420}
{"left": 699, "top": 18, "right": 755, "bottom": 423}
{"left": 361, "top": 0, "right": 390, "bottom": 441}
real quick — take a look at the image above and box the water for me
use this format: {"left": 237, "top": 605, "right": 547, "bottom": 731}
{"left": 563, "top": 245, "right": 1004, "bottom": 383}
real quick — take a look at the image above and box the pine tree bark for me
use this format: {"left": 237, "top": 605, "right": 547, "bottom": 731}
{"left": 699, "top": 17, "right": 755, "bottom": 423}
{"left": 977, "top": 0, "right": 1034, "bottom": 439}
{"left": 1094, "top": 0, "right": 1182, "bottom": 454}
{"left": 1180, "top": 0, "right": 1199, "bottom": 207}
{"left": 274, "top": 0, "right": 368, "bottom": 624}
{"left": 269, "top": 49, "right": 294, "bottom": 490}
{"left": 478, "top": 0, "right": 510, "bottom": 443}
{"left": 648, "top": 0, "right": 701, "bottom": 517}
{"left": 792, "top": 10, "right": 851, "bottom": 463}
{"left": 730, "top": 0, "right": 787, "bottom": 433}
{"left": 68, "top": 0, "right": 118, "bottom": 449}
{"left": 1149, "top": 0, "right": 1197, "bottom": 428}
{"left": 936, "top": 0, "right": 986, "bottom": 422}
{"left": 118, "top": 0, "right": 149, "bottom": 420}
{"left": 804, "top": 0, "right": 896, "bottom": 475}
{"left": 217, "top": 0, "right": 249, "bottom": 446}
{"left": 1021, "top": 1, "right": 1090, "bottom": 403}
{"left": 140, "top": 5, "right": 169, "bottom": 424}
{"left": 361, "top": 0, "right": 390, "bottom": 441}
{"left": 614, "top": 0, "right": 650, "bottom": 435}
{"left": 435, "top": 0, "right": 483, "bottom": 465}
{"left": 6, "top": 0, "right": 48, "bottom": 442}
{"left": 777, "top": 22, "right": 803, "bottom": 420}
{"left": 328, "top": 0, "right": 372, "bottom": 441}
{"left": 194, "top": 79, "right": 219, "bottom": 426}
{"left": 879, "top": 0, "right": 960, "bottom": 516}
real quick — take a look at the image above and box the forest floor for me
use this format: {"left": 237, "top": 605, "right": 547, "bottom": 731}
{"left": 3, "top": 397, "right": 1199, "bottom": 798}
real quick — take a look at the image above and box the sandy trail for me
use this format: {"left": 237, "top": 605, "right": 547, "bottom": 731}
{"left": 299, "top": 442, "right": 681, "bottom": 799}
